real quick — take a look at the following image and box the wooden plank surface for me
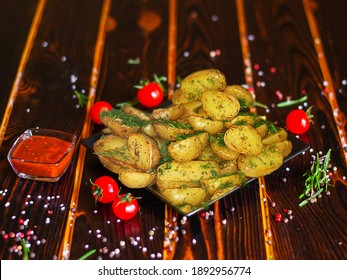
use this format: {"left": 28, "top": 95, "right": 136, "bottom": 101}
{"left": 0, "top": 0, "right": 346, "bottom": 260}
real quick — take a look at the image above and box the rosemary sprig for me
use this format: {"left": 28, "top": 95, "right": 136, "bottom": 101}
{"left": 74, "top": 90, "right": 89, "bottom": 108}
{"left": 276, "top": 95, "right": 308, "bottom": 108}
{"left": 299, "top": 149, "right": 333, "bottom": 207}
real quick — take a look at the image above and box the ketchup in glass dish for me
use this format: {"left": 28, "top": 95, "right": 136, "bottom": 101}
{"left": 7, "top": 128, "right": 77, "bottom": 182}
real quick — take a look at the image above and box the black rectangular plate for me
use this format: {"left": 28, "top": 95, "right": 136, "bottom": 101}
{"left": 82, "top": 132, "right": 310, "bottom": 216}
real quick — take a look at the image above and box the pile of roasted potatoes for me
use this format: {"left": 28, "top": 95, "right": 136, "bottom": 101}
{"left": 93, "top": 69, "right": 292, "bottom": 213}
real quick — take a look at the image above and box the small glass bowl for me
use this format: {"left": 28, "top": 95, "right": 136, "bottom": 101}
{"left": 7, "top": 128, "right": 77, "bottom": 182}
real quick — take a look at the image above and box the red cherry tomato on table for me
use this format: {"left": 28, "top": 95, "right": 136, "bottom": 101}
{"left": 90, "top": 176, "right": 119, "bottom": 204}
{"left": 285, "top": 109, "right": 311, "bottom": 134}
{"left": 137, "top": 82, "right": 164, "bottom": 108}
{"left": 112, "top": 193, "right": 139, "bottom": 220}
{"left": 90, "top": 101, "right": 112, "bottom": 124}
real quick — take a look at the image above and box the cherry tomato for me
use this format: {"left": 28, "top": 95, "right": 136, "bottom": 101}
{"left": 90, "top": 101, "right": 112, "bottom": 124}
{"left": 112, "top": 193, "right": 139, "bottom": 220}
{"left": 137, "top": 82, "right": 164, "bottom": 108}
{"left": 91, "top": 176, "right": 119, "bottom": 204}
{"left": 285, "top": 109, "right": 311, "bottom": 134}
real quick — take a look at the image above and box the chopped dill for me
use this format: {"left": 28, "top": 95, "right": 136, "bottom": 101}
{"left": 94, "top": 145, "right": 130, "bottom": 160}
{"left": 176, "top": 131, "right": 205, "bottom": 141}
{"left": 156, "top": 119, "right": 193, "bottom": 129}
{"left": 100, "top": 108, "right": 150, "bottom": 127}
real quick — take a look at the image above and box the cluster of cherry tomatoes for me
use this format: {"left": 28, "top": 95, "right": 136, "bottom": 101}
{"left": 91, "top": 176, "right": 139, "bottom": 220}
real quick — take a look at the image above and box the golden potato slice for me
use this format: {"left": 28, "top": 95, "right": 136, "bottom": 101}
{"left": 267, "top": 140, "right": 292, "bottom": 157}
{"left": 197, "top": 143, "right": 225, "bottom": 163}
{"left": 255, "top": 123, "right": 268, "bottom": 138}
{"left": 224, "top": 85, "right": 254, "bottom": 108}
{"left": 262, "top": 128, "right": 288, "bottom": 145}
{"left": 100, "top": 116, "right": 140, "bottom": 137}
{"left": 201, "top": 90, "right": 240, "bottom": 121}
{"left": 210, "top": 185, "right": 240, "bottom": 201}
{"left": 157, "top": 160, "right": 220, "bottom": 182}
{"left": 161, "top": 187, "right": 207, "bottom": 207}
{"left": 186, "top": 116, "right": 224, "bottom": 134}
{"left": 127, "top": 133, "right": 161, "bottom": 171}
{"left": 168, "top": 132, "right": 208, "bottom": 162}
{"left": 141, "top": 123, "right": 158, "bottom": 138}
{"left": 237, "top": 146, "right": 284, "bottom": 177}
{"left": 156, "top": 178, "right": 200, "bottom": 191}
{"left": 180, "top": 101, "right": 203, "bottom": 117}
{"left": 123, "top": 105, "right": 151, "bottom": 121}
{"left": 152, "top": 121, "right": 194, "bottom": 141}
{"left": 209, "top": 135, "right": 240, "bottom": 160}
{"left": 93, "top": 134, "right": 134, "bottom": 165}
{"left": 118, "top": 169, "right": 156, "bottom": 189}
{"left": 171, "top": 88, "right": 190, "bottom": 105}
{"left": 151, "top": 105, "right": 185, "bottom": 120}
{"left": 219, "top": 160, "right": 238, "bottom": 174}
{"left": 201, "top": 172, "right": 246, "bottom": 196}
{"left": 181, "top": 69, "right": 227, "bottom": 101}
{"left": 224, "top": 125, "right": 263, "bottom": 155}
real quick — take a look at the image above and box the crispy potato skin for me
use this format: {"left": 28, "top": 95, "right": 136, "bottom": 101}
{"left": 93, "top": 69, "right": 292, "bottom": 212}
{"left": 201, "top": 90, "right": 240, "bottom": 121}
{"left": 168, "top": 132, "right": 209, "bottom": 162}
{"left": 118, "top": 169, "right": 156, "bottom": 188}
{"left": 224, "top": 125, "right": 263, "bottom": 155}
{"left": 127, "top": 133, "right": 161, "bottom": 171}
{"left": 237, "top": 146, "right": 284, "bottom": 177}
{"left": 180, "top": 69, "right": 227, "bottom": 101}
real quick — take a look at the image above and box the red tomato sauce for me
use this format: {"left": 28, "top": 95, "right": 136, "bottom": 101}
{"left": 11, "top": 135, "right": 74, "bottom": 178}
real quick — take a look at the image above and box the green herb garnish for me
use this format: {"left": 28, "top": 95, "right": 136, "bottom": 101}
{"left": 100, "top": 108, "right": 149, "bottom": 127}
{"left": 299, "top": 149, "right": 333, "bottom": 207}
{"left": 276, "top": 95, "right": 308, "bottom": 108}
{"left": 78, "top": 249, "right": 96, "bottom": 260}
{"left": 20, "top": 239, "right": 30, "bottom": 260}
{"left": 74, "top": 90, "right": 89, "bottom": 107}
{"left": 157, "top": 119, "right": 193, "bottom": 129}
{"left": 127, "top": 57, "right": 141, "bottom": 65}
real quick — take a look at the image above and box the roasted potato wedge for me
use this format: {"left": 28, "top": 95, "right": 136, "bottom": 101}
{"left": 224, "top": 85, "right": 254, "bottom": 108}
{"left": 201, "top": 172, "right": 246, "bottom": 196}
{"left": 118, "top": 169, "right": 156, "bottom": 189}
{"left": 152, "top": 121, "right": 194, "bottom": 141}
{"left": 224, "top": 125, "right": 263, "bottom": 155}
{"left": 171, "top": 88, "right": 190, "bottom": 105}
{"left": 262, "top": 128, "right": 288, "bottom": 145}
{"left": 157, "top": 160, "right": 220, "bottom": 182}
{"left": 127, "top": 133, "right": 161, "bottom": 171}
{"left": 100, "top": 116, "right": 140, "bottom": 137}
{"left": 180, "top": 69, "right": 227, "bottom": 101}
{"left": 267, "top": 140, "right": 292, "bottom": 157}
{"left": 201, "top": 90, "right": 240, "bottom": 121}
{"left": 156, "top": 178, "right": 200, "bottom": 191}
{"left": 209, "top": 134, "right": 240, "bottom": 161}
{"left": 94, "top": 134, "right": 134, "bottom": 165}
{"left": 160, "top": 187, "right": 207, "bottom": 207}
{"left": 151, "top": 105, "right": 185, "bottom": 120}
{"left": 186, "top": 116, "right": 224, "bottom": 134}
{"left": 237, "top": 146, "right": 284, "bottom": 177}
{"left": 168, "top": 132, "right": 209, "bottom": 162}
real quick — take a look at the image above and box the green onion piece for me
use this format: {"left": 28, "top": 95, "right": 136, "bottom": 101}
{"left": 20, "top": 239, "right": 30, "bottom": 260}
{"left": 78, "top": 249, "right": 96, "bottom": 260}
{"left": 276, "top": 95, "right": 308, "bottom": 108}
{"left": 254, "top": 101, "right": 268, "bottom": 109}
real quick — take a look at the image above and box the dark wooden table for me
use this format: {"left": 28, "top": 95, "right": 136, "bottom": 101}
{"left": 1, "top": 0, "right": 347, "bottom": 260}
